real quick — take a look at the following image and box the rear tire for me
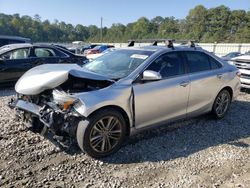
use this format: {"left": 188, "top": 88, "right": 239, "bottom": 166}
{"left": 76, "top": 109, "right": 126, "bottom": 158}
{"left": 211, "top": 89, "right": 231, "bottom": 119}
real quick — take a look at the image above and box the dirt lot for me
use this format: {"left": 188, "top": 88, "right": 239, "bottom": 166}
{"left": 0, "top": 89, "right": 250, "bottom": 188}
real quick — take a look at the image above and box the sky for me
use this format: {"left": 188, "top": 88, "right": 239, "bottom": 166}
{"left": 0, "top": 0, "right": 249, "bottom": 27}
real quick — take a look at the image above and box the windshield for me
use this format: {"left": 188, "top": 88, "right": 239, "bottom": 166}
{"left": 83, "top": 49, "right": 154, "bottom": 79}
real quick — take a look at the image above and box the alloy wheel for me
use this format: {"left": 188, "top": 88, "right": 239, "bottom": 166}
{"left": 89, "top": 116, "right": 122, "bottom": 153}
{"left": 215, "top": 91, "right": 230, "bottom": 117}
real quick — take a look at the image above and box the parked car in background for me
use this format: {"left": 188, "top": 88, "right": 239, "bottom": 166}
{"left": 68, "top": 44, "right": 98, "bottom": 55}
{"left": 80, "top": 44, "right": 98, "bottom": 54}
{"left": 67, "top": 47, "right": 80, "bottom": 54}
{"left": 0, "top": 35, "right": 31, "bottom": 47}
{"left": 9, "top": 42, "right": 241, "bottom": 158}
{"left": 230, "top": 54, "right": 250, "bottom": 89}
{"left": 245, "top": 51, "right": 250, "bottom": 55}
{"left": 221, "top": 52, "right": 242, "bottom": 61}
{"left": 86, "top": 47, "right": 116, "bottom": 60}
{"left": 0, "top": 43, "right": 87, "bottom": 84}
{"left": 85, "top": 45, "right": 114, "bottom": 55}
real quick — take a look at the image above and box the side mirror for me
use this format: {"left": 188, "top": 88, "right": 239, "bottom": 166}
{"left": 142, "top": 70, "right": 162, "bottom": 81}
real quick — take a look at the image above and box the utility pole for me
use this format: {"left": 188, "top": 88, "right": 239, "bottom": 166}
{"left": 100, "top": 17, "right": 103, "bottom": 43}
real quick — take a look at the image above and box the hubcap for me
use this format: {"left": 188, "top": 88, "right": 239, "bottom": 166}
{"left": 215, "top": 92, "right": 229, "bottom": 116}
{"left": 90, "top": 116, "right": 122, "bottom": 153}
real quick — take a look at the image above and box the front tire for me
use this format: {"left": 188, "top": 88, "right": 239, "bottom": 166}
{"left": 212, "top": 89, "right": 231, "bottom": 119}
{"left": 76, "top": 109, "right": 127, "bottom": 158}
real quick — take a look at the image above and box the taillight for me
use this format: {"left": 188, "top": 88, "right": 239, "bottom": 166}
{"left": 236, "top": 71, "right": 241, "bottom": 78}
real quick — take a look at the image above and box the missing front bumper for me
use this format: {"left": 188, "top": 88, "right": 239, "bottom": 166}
{"left": 9, "top": 99, "right": 41, "bottom": 116}
{"left": 9, "top": 98, "right": 82, "bottom": 141}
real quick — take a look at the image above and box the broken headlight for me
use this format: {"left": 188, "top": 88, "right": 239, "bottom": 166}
{"left": 52, "top": 89, "right": 77, "bottom": 110}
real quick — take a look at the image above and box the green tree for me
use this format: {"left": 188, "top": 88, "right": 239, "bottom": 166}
{"left": 206, "top": 5, "right": 231, "bottom": 42}
{"left": 0, "top": 5, "right": 250, "bottom": 43}
{"left": 186, "top": 5, "right": 207, "bottom": 41}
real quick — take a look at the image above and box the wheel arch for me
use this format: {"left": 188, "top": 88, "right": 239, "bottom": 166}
{"left": 87, "top": 105, "right": 131, "bottom": 136}
{"left": 220, "top": 86, "right": 233, "bottom": 101}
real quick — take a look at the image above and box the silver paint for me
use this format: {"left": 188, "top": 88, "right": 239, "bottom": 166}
{"left": 14, "top": 46, "right": 241, "bottom": 135}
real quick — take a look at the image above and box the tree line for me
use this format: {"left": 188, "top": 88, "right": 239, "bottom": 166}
{"left": 0, "top": 5, "right": 249, "bottom": 43}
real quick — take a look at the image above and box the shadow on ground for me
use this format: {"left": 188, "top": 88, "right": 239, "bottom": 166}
{"left": 0, "top": 85, "right": 15, "bottom": 97}
{"left": 101, "top": 99, "right": 250, "bottom": 164}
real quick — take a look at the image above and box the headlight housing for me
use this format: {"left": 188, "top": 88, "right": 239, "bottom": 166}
{"left": 52, "top": 89, "right": 77, "bottom": 110}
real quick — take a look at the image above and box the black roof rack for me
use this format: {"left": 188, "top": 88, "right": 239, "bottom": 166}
{"left": 128, "top": 40, "right": 135, "bottom": 47}
{"left": 127, "top": 39, "right": 197, "bottom": 49}
{"left": 176, "top": 40, "right": 196, "bottom": 48}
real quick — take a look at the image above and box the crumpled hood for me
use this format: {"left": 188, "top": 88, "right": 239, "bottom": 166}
{"left": 15, "top": 64, "right": 111, "bottom": 95}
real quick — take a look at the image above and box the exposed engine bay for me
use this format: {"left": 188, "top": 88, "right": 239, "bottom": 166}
{"left": 59, "top": 74, "right": 113, "bottom": 93}
{"left": 9, "top": 74, "right": 114, "bottom": 146}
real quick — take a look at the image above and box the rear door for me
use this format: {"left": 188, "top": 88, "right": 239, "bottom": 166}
{"left": 183, "top": 51, "right": 224, "bottom": 116}
{"left": 0, "top": 47, "right": 32, "bottom": 83}
{"left": 30, "top": 47, "right": 64, "bottom": 66}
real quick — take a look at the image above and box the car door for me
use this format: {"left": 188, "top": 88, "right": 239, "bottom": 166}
{"left": 133, "top": 51, "right": 190, "bottom": 129}
{"left": 183, "top": 51, "right": 224, "bottom": 117}
{"left": 0, "top": 47, "right": 32, "bottom": 83}
{"left": 30, "top": 47, "right": 60, "bottom": 66}
{"left": 55, "top": 48, "right": 72, "bottom": 64}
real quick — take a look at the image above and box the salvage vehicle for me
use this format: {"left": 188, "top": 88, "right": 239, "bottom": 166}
{"left": 230, "top": 54, "right": 250, "bottom": 89}
{"left": 0, "top": 43, "right": 87, "bottom": 84}
{"left": 84, "top": 45, "right": 114, "bottom": 55}
{"left": 9, "top": 40, "right": 241, "bottom": 158}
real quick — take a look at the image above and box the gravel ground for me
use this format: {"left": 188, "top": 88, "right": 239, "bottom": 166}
{"left": 0, "top": 89, "right": 250, "bottom": 188}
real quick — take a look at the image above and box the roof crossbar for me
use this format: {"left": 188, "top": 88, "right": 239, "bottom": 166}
{"left": 127, "top": 40, "right": 135, "bottom": 47}
{"left": 127, "top": 39, "right": 197, "bottom": 49}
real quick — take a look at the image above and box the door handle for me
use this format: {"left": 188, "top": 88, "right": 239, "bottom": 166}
{"left": 180, "top": 81, "right": 189, "bottom": 87}
{"left": 217, "top": 74, "right": 223, "bottom": 79}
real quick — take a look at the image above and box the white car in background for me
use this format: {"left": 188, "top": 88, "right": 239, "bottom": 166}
{"left": 230, "top": 54, "right": 250, "bottom": 89}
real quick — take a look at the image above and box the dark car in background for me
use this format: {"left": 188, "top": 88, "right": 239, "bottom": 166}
{"left": 0, "top": 43, "right": 87, "bottom": 84}
{"left": 0, "top": 35, "right": 31, "bottom": 47}
{"left": 85, "top": 45, "right": 114, "bottom": 55}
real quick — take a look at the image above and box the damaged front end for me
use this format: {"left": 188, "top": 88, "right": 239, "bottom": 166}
{"left": 9, "top": 89, "right": 84, "bottom": 144}
{"left": 8, "top": 64, "right": 115, "bottom": 145}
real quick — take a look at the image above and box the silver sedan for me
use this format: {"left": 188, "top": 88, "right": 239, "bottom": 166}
{"left": 10, "top": 45, "right": 241, "bottom": 158}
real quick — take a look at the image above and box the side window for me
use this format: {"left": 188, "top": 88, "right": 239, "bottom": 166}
{"left": 34, "top": 48, "right": 56, "bottom": 57}
{"left": 209, "top": 56, "right": 222, "bottom": 69}
{"left": 185, "top": 51, "right": 211, "bottom": 73}
{"left": 54, "top": 48, "right": 67, "bottom": 57}
{"left": 146, "top": 52, "right": 185, "bottom": 78}
{"left": 0, "top": 48, "right": 29, "bottom": 60}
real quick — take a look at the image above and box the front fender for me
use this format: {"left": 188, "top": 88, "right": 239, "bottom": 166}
{"left": 73, "top": 84, "right": 134, "bottom": 128}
